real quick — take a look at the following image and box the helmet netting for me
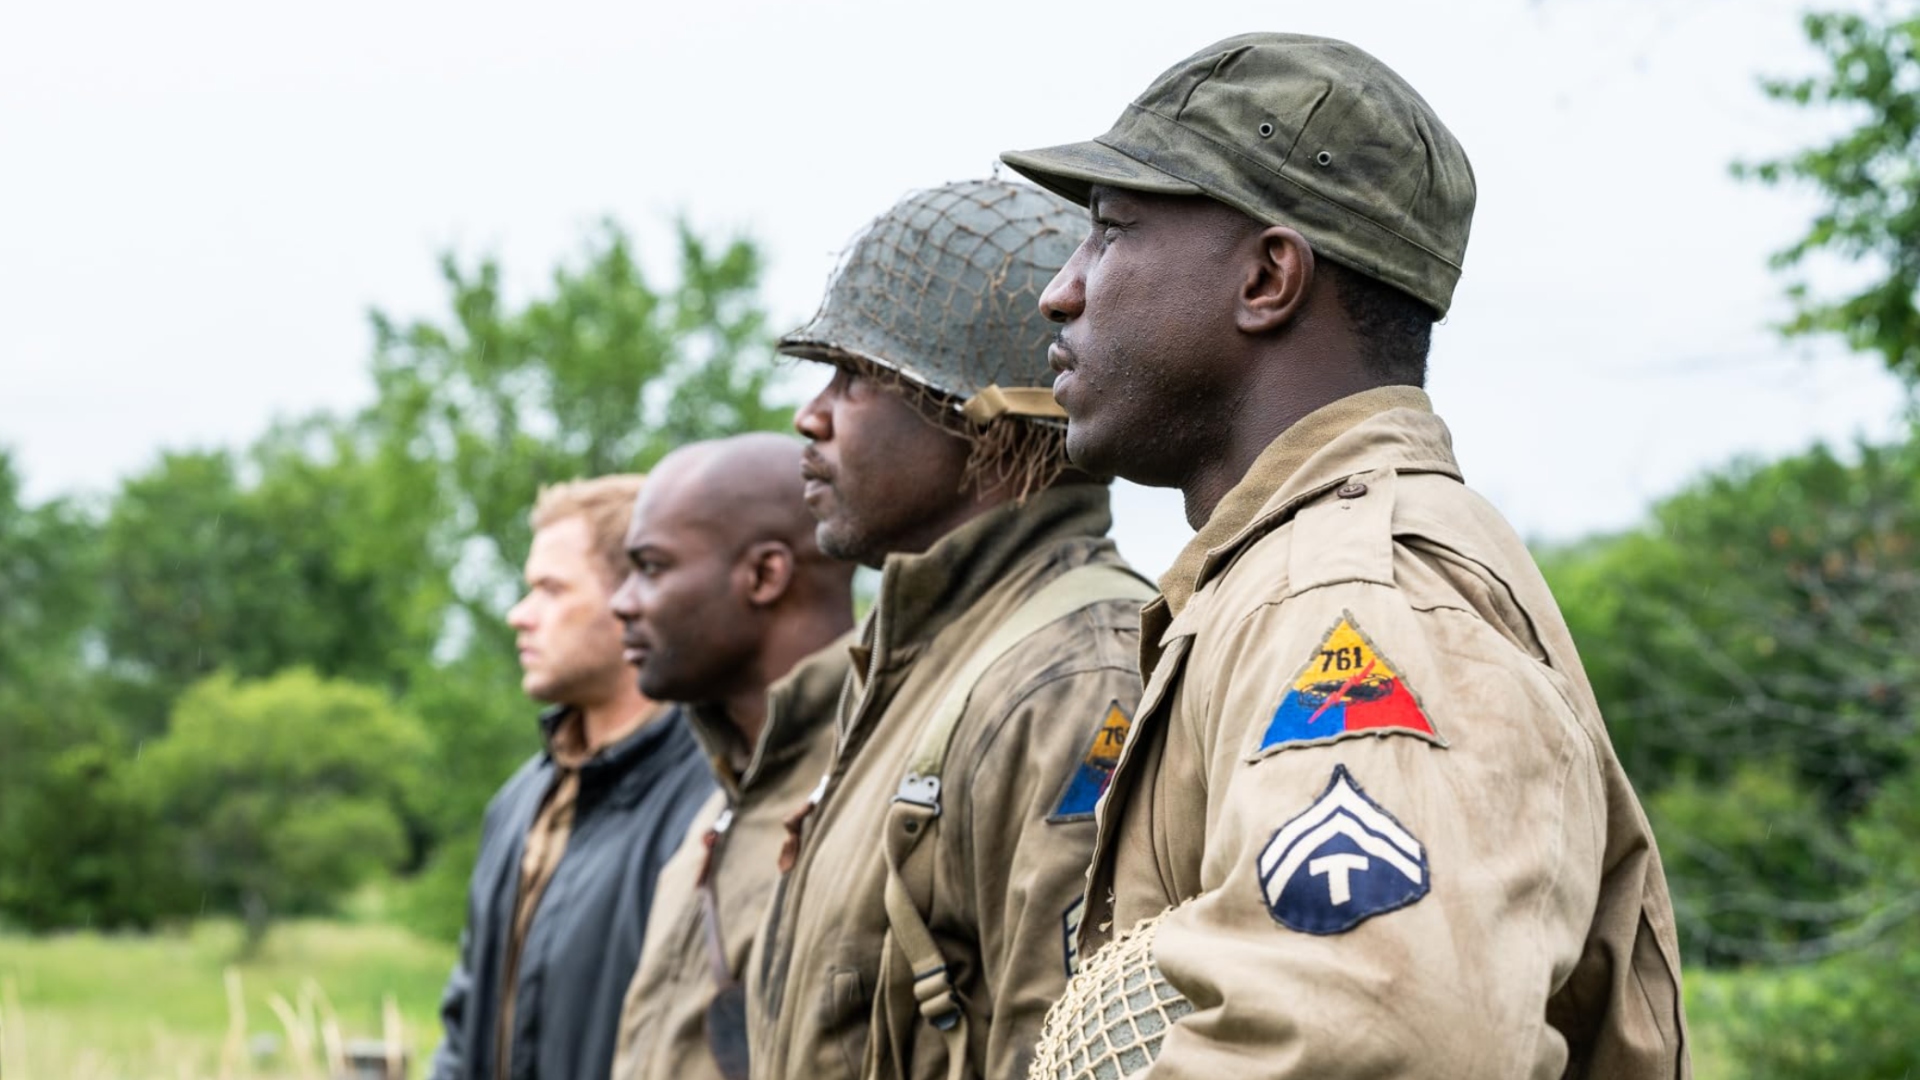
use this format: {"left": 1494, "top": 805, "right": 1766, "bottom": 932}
{"left": 781, "top": 180, "right": 1084, "bottom": 403}
{"left": 820, "top": 354, "right": 1068, "bottom": 505}
{"left": 1028, "top": 910, "right": 1192, "bottom": 1080}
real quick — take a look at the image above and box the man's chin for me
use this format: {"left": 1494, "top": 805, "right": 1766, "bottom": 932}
{"left": 1065, "top": 424, "right": 1121, "bottom": 478}
{"left": 816, "top": 520, "right": 868, "bottom": 565}
{"left": 637, "top": 673, "right": 672, "bottom": 702}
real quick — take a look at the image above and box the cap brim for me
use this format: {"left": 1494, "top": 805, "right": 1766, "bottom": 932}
{"left": 1000, "top": 139, "right": 1204, "bottom": 207}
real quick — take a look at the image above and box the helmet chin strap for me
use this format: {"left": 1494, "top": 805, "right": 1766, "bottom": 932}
{"left": 959, "top": 384, "right": 1068, "bottom": 425}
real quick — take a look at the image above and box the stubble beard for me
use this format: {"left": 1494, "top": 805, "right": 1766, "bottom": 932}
{"left": 527, "top": 654, "right": 625, "bottom": 710}
{"left": 816, "top": 515, "right": 885, "bottom": 570}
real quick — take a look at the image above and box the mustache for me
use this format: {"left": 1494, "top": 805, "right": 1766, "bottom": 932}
{"left": 1049, "top": 330, "right": 1078, "bottom": 370}
{"left": 799, "top": 448, "right": 833, "bottom": 483}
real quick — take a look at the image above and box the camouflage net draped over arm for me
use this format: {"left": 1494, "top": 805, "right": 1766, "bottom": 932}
{"left": 1029, "top": 912, "right": 1193, "bottom": 1080}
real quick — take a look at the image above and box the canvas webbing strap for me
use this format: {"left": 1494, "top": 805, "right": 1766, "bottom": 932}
{"left": 873, "top": 563, "right": 1155, "bottom": 1080}
{"left": 696, "top": 808, "right": 737, "bottom": 988}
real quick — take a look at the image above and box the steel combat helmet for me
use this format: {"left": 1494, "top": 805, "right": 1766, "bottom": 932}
{"left": 780, "top": 179, "right": 1082, "bottom": 430}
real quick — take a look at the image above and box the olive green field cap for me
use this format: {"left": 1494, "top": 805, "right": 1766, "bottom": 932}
{"left": 1001, "top": 33, "right": 1476, "bottom": 317}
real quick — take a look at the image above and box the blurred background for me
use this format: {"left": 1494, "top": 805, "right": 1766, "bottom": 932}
{"left": 3, "top": 0, "right": 1919, "bottom": 1075}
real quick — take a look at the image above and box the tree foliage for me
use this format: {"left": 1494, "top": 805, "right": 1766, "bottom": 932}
{"left": 359, "top": 220, "right": 792, "bottom": 934}
{"left": 98, "top": 429, "right": 448, "bottom": 729}
{"left": 135, "top": 670, "right": 429, "bottom": 949}
{"left": 1695, "top": 743, "right": 1920, "bottom": 1078}
{"left": 0, "top": 673, "right": 165, "bottom": 932}
{"left": 366, "top": 219, "right": 789, "bottom": 640}
{"left": 0, "top": 216, "right": 792, "bottom": 939}
{"left": 1545, "top": 437, "right": 1920, "bottom": 966}
{"left": 1547, "top": 441, "right": 1920, "bottom": 804}
{"left": 0, "top": 452, "right": 151, "bottom": 931}
{"left": 0, "top": 448, "right": 99, "bottom": 679}
{"left": 1737, "top": 6, "right": 1920, "bottom": 380}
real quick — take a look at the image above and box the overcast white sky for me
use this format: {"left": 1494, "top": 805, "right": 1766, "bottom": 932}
{"left": 0, "top": 0, "right": 1905, "bottom": 578}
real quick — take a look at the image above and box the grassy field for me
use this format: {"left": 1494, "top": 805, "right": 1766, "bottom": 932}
{"left": 0, "top": 915, "right": 1769, "bottom": 1079}
{"left": 0, "top": 919, "right": 454, "bottom": 1079}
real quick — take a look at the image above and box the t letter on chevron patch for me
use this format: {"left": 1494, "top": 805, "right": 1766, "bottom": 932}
{"left": 1258, "top": 612, "right": 1442, "bottom": 754}
{"left": 1257, "top": 765, "right": 1429, "bottom": 934}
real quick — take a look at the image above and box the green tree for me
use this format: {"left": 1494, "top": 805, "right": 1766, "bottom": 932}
{"left": 136, "top": 669, "right": 430, "bottom": 951}
{"left": 0, "top": 447, "right": 100, "bottom": 679}
{"left": 357, "top": 220, "right": 792, "bottom": 939}
{"left": 365, "top": 218, "right": 788, "bottom": 644}
{"left": 1542, "top": 436, "right": 1920, "bottom": 963}
{"left": 1700, "top": 743, "right": 1920, "bottom": 1078}
{"left": 1546, "top": 440, "right": 1920, "bottom": 800}
{"left": 1645, "top": 761, "right": 1863, "bottom": 964}
{"left": 98, "top": 434, "right": 448, "bottom": 731}
{"left": 1736, "top": 6, "right": 1920, "bottom": 380}
{"left": 0, "top": 685, "right": 169, "bottom": 931}
{"left": 0, "top": 451, "right": 161, "bottom": 932}
{"left": 3, "top": 217, "right": 792, "bottom": 940}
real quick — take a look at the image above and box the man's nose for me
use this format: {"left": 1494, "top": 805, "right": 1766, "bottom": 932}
{"left": 609, "top": 573, "right": 641, "bottom": 620}
{"left": 1038, "top": 250, "right": 1086, "bottom": 324}
{"left": 795, "top": 387, "right": 832, "bottom": 440}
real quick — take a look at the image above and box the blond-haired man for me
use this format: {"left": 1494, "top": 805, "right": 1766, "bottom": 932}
{"left": 429, "top": 475, "right": 715, "bottom": 1080}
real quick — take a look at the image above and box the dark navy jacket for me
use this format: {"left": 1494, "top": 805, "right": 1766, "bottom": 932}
{"left": 428, "top": 704, "right": 714, "bottom": 1080}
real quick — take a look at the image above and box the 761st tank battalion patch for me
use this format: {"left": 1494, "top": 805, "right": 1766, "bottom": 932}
{"left": 1258, "top": 764, "right": 1429, "bottom": 934}
{"left": 1049, "top": 700, "right": 1132, "bottom": 822}
{"left": 1257, "top": 612, "right": 1442, "bottom": 754}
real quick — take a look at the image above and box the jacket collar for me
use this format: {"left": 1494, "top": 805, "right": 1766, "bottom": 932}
{"left": 1158, "top": 387, "right": 1460, "bottom": 619}
{"left": 688, "top": 633, "right": 853, "bottom": 800}
{"left": 851, "top": 483, "right": 1115, "bottom": 682}
{"left": 537, "top": 702, "right": 696, "bottom": 809}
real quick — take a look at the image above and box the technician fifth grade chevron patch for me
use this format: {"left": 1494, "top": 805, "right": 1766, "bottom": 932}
{"left": 1258, "top": 765, "right": 1429, "bottom": 935}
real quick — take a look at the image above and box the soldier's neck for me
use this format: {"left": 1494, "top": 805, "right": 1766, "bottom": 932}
{"left": 580, "top": 682, "right": 655, "bottom": 751}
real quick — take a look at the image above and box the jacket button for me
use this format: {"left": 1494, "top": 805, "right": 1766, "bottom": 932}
{"left": 1336, "top": 482, "right": 1369, "bottom": 499}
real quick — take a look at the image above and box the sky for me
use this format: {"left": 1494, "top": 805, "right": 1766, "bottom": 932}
{"left": 0, "top": 0, "right": 1906, "bottom": 579}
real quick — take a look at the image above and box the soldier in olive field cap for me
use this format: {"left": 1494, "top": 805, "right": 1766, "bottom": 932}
{"left": 744, "top": 179, "right": 1154, "bottom": 1080}
{"left": 1001, "top": 34, "right": 1689, "bottom": 1080}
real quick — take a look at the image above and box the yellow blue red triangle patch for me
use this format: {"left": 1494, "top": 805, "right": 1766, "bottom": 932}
{"left": 1050, "top": 700, "right": 1132, "bottom": 821}
{"left": 1258, "top": 612, "right": 1443, "bottom": 753}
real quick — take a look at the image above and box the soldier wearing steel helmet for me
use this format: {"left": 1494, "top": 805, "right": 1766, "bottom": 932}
{"left": 744, "top": 179, "right": 1153, "bottom": 1080}
{"left": 1001, "top": 33, "right": 1689, "bottom": 1080}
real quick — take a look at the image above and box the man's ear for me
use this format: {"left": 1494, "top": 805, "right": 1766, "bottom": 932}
{"left": 741, "top": 541, "right": 795, "bottom": 607}
{"left": 1237, "top": 226, "right": 1314, "bottom": 334}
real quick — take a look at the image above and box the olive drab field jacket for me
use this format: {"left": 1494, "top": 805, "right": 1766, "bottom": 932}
{"left": 747, "top": 485, "right": 1147, "bottom": 1080}
{"left": 611, "top": 639, "right": 850, "bottom": 1080}
{"left": 1081, "top": 387, "right": 1690, "bottom": 1079}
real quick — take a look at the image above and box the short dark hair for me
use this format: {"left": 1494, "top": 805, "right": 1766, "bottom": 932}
{"left": 1322, "top": 260, "right": 1437, "bottom": 387}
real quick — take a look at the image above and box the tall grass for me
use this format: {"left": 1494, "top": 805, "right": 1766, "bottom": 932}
{"left": 0, "top": 920, "right": 451, "bottom": 1080}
